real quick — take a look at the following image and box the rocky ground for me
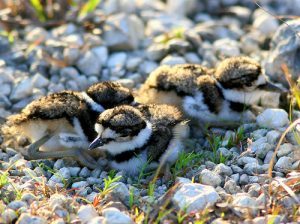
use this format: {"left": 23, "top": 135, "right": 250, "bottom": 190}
{"left": 0, "top": 0, "right": 300, "bottom": 223}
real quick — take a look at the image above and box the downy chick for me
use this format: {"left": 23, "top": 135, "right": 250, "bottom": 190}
{"left": 3, "top": 81, "right": 134, "bottom": 168}
{"left": 88, "top": 104, "right": 189, "bottom": 175}
{"left": 137, "top": 57, "right": 284, "bottom": 126}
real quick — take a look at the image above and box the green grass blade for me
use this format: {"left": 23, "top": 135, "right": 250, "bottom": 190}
{"left": 30, "top": 0, "right": 47, "bottom": 22}
{"left": 79, "top": 0, "right": 102, "bottom": 17}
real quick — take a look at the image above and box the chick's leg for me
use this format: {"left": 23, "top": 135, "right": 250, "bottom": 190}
{"left": 26, "top": 133, "right": 97, "bottom": 169}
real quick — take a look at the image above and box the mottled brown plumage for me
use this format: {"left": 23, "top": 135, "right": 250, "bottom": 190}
{"left": 215, "top": 56, "right": 261, "bottom": 89}
{"left": 136, "top": 64, "right": 212, "bottom": 105}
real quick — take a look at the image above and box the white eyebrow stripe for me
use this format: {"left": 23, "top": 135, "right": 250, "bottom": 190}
{"left": 80, "top": 92, "right": 105, "bottom": 112}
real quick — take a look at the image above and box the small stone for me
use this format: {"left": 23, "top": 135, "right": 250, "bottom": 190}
{"left": 31, "top": 73, "right": 49, "bottom": 88}
{"left": 146, "top": 44, "right": 168, "bottom": 61}
{"left": 264, "top": 151, "right": 276, "bottom": 164}
{"left": 160, "top": 55, "right": 186, "bottom": 65}
{"left": 63, "top": 34, "right": 84, "bottom": 46}
{"left": 205, "top": 161, "right": 216, "bottom": 170}
{"left": 60, "top": 67, "right": 79, "bottom": 79}
{"left": 63, "top": 47, "right": 80, "bottom": 65}
{"left": 138, "top": 61, "right": 158, "bottom": 75}
{"left": 1, "top": 208, "right": 17, "bottom": 223}
{"left": 54, "top": 159, "right": 65, "bottom": 170}
{"left": 175, "top": 177, "right": 192, "bottom": 184}
{"left": 77, "top": 51, "right": 102, "bottom": 76}
{"left": 239, "top": 174, "right": 249, "bottom": 185}
{"left": 10, "top": 78, "right": 33, "bottom": 101}
{"left": 199, "top": 169, "right": 222, "bottom": 187}
{"left": 251, "top": 129, "right": 268, "bottom": 140}
{"left": 126, "top": 57, "right": 143, "bottom": 71}
{"left": 17, "top": 213, "right": 47, "bottom": 224}
{"left": 255, "top": 143, "right": 273, "bottom": 159}
{"left": 78, "top": 205, "right": 99, "bottom": 223}
{"left": 79, "top": 167, "right": 91, "bottom": 178}
{"left": 253, "top": 13, "right": 279, "bottom": 36}
{"left": 184, "top": 52, "right": 202, "bottom": 64}
{"left": 21, "top": 193, "right": 36, "bottom": 204}
{"left": 102, "top": 207, "right": 133, "bottom": 224}
{"left": 91, "top": 168, "right": 102, "bottom": 178}
{"left": 266, "top": 130, "right": 281, "bottom": 145}
{"left": 232, "top": 193, "right": 258, "bottom": 217}
{"left": 172, "top": 183, "right": 220, "bottom": 213}
{"left": 231, "top": 165, "right": 243, "bottom": 174}
{"left": 224, "top": 179, "right": 240, "bottom": 194}
{"left": 214, "top": 164, "right": 233, "bottom": 176}
{"left": 91, "top": 46, "right": 108, "bottom": 65}
{"left": 58, "top": 167, "right": 71, "bottom": 179}
{"left": 256, "top": 109, "right": 289, "bottom": 129}
{"left": 214, "top": 38, "right": 240, "bottom": 57}
{"left": 231, "top": 173, "right": 240, "bottom": 183}
{"left": 109, "top": 182, "right": 130, "bottom": 205}
{"left": 107, "top": 52, "right": 127, "bottom": 68}
{"left": 68, "top": 167, "right": 81, "bottom": 177}
{"left": 103, "top": 13, "right": 144, "bottom": 51}
{"left": 72, "top": 181, "right": 89, "bottom": 189}
{"left": 244, "top": 163, "right": 265, "bottom": 175}
{"left": 237, "top": 157, "right": 257, "bottom": 166}
{"left": 87, "top": 177, "right": 101, "bottom": 185}
{"left": 277, "top": 143, "right": 293, "bottom": 157}
{"left": 8, "top": 200, "right": 27, "bottom": 210}
{"left": 274, "top": 157, "right": 292, "bottom": 173}
{"left": 49, "top": 194, "right": 67, "bottom": 209}
{"left": 248, "top": 183, "right": 261, "bottom": 197}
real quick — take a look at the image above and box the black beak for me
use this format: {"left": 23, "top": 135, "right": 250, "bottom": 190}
{"left": 258, "top": 81, "right": 286, "bottom": 93}
{"left": 89, "top": 136, "right": 104, "bottom": 150}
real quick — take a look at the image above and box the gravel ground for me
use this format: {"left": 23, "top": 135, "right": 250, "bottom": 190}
{"left": 0, "top": 0, "right": 300, "bottom": 223}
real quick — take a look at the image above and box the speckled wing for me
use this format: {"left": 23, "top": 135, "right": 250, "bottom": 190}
{"left": 7, "top": 91, "right": 87, "bottom": 125}
{"left": 147, "top": 125, "right": 173, "bottom": 162}
{"left": 137, "top": 104, "right": 184, "bottom": 127}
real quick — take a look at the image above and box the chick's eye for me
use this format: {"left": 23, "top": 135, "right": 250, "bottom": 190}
{"left": 121, "top": 128, "right": 131, "bottom": 136}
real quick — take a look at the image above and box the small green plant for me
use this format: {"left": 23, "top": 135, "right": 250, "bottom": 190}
{"left": 99, "top": 175, "right": 122, "bottom": 197}
{"left": 38, "top": 163, "right": 69, "bottom": 188}
{"left": 226, "top": 127, "right": 246, "bottom": 149}
{"left": 79, "top": 0, "right": 102, "bottom": 17}
{"left": 171, "top": 151, "right": 203, "bottom": 177}
{"left": 93, "top": 175, "right": 122, "bottom": 207}
{"left": 177, "top": 207, "right": 189, "bottom": 224}
{"left": 108, "top": 169, "right": 117, "bottom": 179}
{"left": 207, "top": 134, "right": 232, "bottom": 164}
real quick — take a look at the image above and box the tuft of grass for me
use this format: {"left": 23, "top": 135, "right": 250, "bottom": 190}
{"left": 30, "top": 0, "right": 46, "bottom": 22}
{"left": 171, "top": 151, "right": 204, "bottom": 177}
{"left": 79, "top": 0, "right": 102, "bottom": 17}
{"left": 226, "top": 127, "right": 246, "bottom": 149}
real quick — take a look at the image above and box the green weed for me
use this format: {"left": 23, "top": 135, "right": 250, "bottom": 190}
{"left": 30, "top": 0, "right": 46, "bottom": 22}
{"left": 171, "top": 151, "right": 204, "bottom": 177}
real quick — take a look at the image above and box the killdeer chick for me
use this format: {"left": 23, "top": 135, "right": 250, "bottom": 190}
{"left": 3, "top": 82, "right": 134, "bottom": 169}
{"left": 137, "top": 57, "right": 284, "bottom": 126}
{"left": 88, "top": 104, "right": 189, "bottom": 175}
{"left": 136, "top": 64, "right": 213, "bottom": 106}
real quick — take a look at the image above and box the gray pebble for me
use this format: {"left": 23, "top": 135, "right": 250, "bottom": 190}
{"left": 79, "top": 167, "right": 91, "bottom": 178}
